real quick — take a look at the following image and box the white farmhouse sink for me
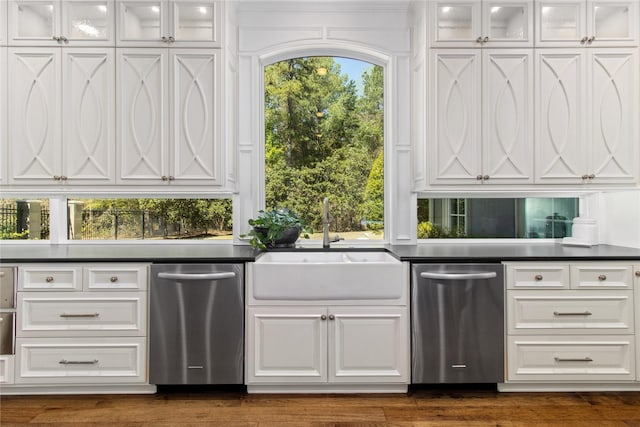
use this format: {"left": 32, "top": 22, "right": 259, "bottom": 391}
{"left": 251, "top": 251, "right": 405, "bottom": 300}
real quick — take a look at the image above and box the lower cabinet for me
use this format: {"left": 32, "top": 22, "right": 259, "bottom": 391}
{"left": 0, "top": 355, "right": 15, "bottom": 384}
{"left": 246, "top": 306, "right": 409, "bottom": 387}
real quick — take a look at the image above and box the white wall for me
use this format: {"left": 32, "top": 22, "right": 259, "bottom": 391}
{"left": 588, "top": 191, "right": 640, "bottom": 248}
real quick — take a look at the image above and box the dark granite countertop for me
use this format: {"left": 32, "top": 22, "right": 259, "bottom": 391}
{"left": 1, "top": 243, "right": 639, "bottom": 264}
{"left": 388, "top": 243, "right": 640, "bottom": 262}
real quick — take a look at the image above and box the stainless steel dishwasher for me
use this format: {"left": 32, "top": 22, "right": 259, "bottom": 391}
{"left": 411, "top": 263, "right": 504, "bottom": 384}
{"left": 150, "top": 264, "right": 244, "bottom": 385}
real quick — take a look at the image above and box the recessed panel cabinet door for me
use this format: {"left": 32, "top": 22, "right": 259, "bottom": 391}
{"left": 0, "top": 48, "right": 6, "bottom": 184}
{"left": 535, "top": 50, "right": 586, "bottom": 184}
{"left": 117, "top": 49, "right": 168, "bottom": 184}
{"left": 170, "top": 50, "right": 220, "bottom": 184}
{"left": 63, "top": 48, "right": 114, "bottom": 183}
{"left": 588, "top": 49, "right": 638, "bottom": 184}
{"left": 9, "top": 48, "right": 62, "bottom": 183}
{"left": 430, "top": 50, "right": 482, "bottom": 184}
{"left": 483, "top": 50, "right": 533, "bottom": 183}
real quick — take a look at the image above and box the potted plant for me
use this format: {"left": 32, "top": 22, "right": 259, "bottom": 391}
{"left": 245, "top": 208, "right": 313, "bottom": 249}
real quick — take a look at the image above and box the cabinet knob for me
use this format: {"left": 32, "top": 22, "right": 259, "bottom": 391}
{"left": 588, "top": 36, "right": 595, "bottom": 43}
{"left": 580, "top": 36, "right": 589, "bottom": 44}
{"left": 46, "top": 276, "right": 54, "bottom": 283}
{"left": 53, "top": 175, "right": 61, "bottom": 181}
{"left": 483, "top": 36, "right": 489, "bottom": 43}
{"left": 483, "top": 175, "right": 490, "bottom": 181}
{"left": 161, "top": 36, "right": 169, "bottom": 43}
{"left": 60, "top": 36, "right": 68, "bottom": 43}
{"left": 588, "top": 174, "right": 595, "bottom": 180}
{"left": 475, "top": 36, "right": 483, "bottom": 44}
{"left": 168, "top": 176, "right": 175, "bottom": 181}
{"left": 534, "top": 274, "right": 543, "bottom": 281}
{"left": 320, "top": 314, "right": 327, "bottom": 321}
{"left": 110, "top": 276, "right": 119, "bottom": 283}
{"left": 635, "top": 271, "right": 640, "bottom": 277}
{"left": 476, "top": 175, "right": 483, "bottom": 180}
{"left": 328, "top": 314, "right": 335, "bottom": 320}
{"left": 168, "top": 36, "right": 175, "bottom": 43}
{"left": 161, "top": 176, "right": 169, "bottom": 181}
{"left": 581, "top": 174, "right": 589, "bottom": 180}
{"left": 598, "top": 274, "right": 607, "bottom": 281}
{"left": 60, "top": 176, "right": 68, "bottom": 181}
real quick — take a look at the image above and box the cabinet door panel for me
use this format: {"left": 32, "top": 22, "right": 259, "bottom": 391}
{"left": 430, "top": 50, "right": 481, "bottom": 184}
{"left": 0, "top": 48, "right": 6, "bottom": 184}
{"left": 117, "top": 49, "right": 168, "bottom": 183}
{"left": 247, "top": 307, "right": 327, "bottom": 383}
{"left": 536, "top": 0, "right": 586, "bottom": 46}
{"left": 9, "top": 48, "right": 62, "bottom": 183}
{"left": 589, "top": 1, "right": 638, "bottom": 46}
{"left": 170, "top": 49, "right": 220, "bottom": 184}
{"left": 9, "top": 0, "right": 59, "bottom": 46}
{"left": 170, "top": 0, "right": 220, "bottom": 47}
{"left": 60, "top": 0, "right": 114, "bottom": 46}
{"left": 483, "top": 50, "right": 533, "bottom": 183}
{"left": 329, "top": 307, "right": 408, "bottom": 383}
{"left": 535, "top": 50, "right": 586, "bottom": 183}
{"left": 63, "top": 48, "right": 114, "bottom": 183}
{"left": 429, "top": 1, "right": 481, "bottom": 47}
{"left": 483, "top": 1, "right": 534, "bottom": 47}
{"left": 116, "top": 0, "right": 166, "bottom": 47}
{"left": 588, "top": 50, "right": 638, "bottom": 183}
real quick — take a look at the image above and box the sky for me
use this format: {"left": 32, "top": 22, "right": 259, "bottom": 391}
{"left": 334, "top": 57, "right": 374, "bottom": 95}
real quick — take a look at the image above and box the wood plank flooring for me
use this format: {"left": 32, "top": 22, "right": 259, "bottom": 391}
{"left": 2, "top": 386, "right": 640, "bottom": 426}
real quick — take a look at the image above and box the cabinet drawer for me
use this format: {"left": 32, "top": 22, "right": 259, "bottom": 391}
{"left": 0, "top": 355, "right": 14, "bottom": 384}
{"left": 84, "top": 264, "right": 148, "bottom": 291}
{"left": 570, "top": 264, "right": 633, "bottom": 289}
{"left": 19, "top": 266, "right": 82, "bottom": 291}
{"left": 506, "top": 264, "right": 569, "bottom": 289}
{"left": 507, "top": 336, "right": 635, "bottom": 382}
{"left": 17, "top": 292, "right": 147, "bottom": 337}
{"left": 15, "top": 337, "right": 146, "bottom": 384}
{"left": 507, "top": 290, "right": 634, "bottom": 334}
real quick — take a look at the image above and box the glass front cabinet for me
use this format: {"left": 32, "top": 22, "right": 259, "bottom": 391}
{"left": 430, "top": 0, "right": 534, "bottom": 47}
{"left": 536, "top": 0, "right": 638, "bottom": 47}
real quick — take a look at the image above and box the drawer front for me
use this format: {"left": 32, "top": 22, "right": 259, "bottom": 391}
{"left": 0, "top": 355, "right": 15, "bottom": 384}
{"left": 15, "top": 337, "right": 146, "bottom": 384}
{"left": 84, "top": 264, "right": 148, "bottom": 291}
{"left": 507, "top": 336, "right": 635, "bottom": 382}
{"left": 506, "top": 264, "right": 569, "bottom": 289}
{"left": 19, "top": 266, "right": 82, "bottom": 291}
{"left": 570, "top": 265, "right": 633, "bottom": 289}
{"left": 508, "top": 290, "right": 634, "bottom": 335}
{"left": 17, "top": 292, "right": 147, "bottom": 337}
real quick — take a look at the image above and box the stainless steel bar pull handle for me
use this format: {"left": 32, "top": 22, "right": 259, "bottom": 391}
{"left": 59, "top": 359, "right": 99, "bottom": 365}
{"left": 0, "top": 271, "right": 5, "bottom": 277}
{"left": 157, "top": 272, "right": 236, "bottom": 281}
{"left": 553, "top": 311, "right": 592, "bottom": 316}
{"left": 60, "top": 313, "right": 100, "bottom": 318}
{"left": 554, "top": 357, "right": 593, "bottom": 363}
{"left": 420, "top": 272, "right": 497, "bottom": 280}
{"left": 451, "top": 364, "right": 467, "bottom": 369}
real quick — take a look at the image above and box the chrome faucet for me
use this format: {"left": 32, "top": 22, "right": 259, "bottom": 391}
{"left": 322, "top": 197, "right": 343, "bottom": 248}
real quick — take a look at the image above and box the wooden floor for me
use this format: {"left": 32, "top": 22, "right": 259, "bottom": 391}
{"left": 2, "top": 386, "right": 640, "bottom": 426}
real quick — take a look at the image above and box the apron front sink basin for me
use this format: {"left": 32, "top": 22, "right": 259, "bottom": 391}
{"left": 251, "top": 251, "right": 404, "bottom": 300}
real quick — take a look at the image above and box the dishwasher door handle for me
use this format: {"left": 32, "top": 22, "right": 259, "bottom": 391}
{"left": 157, "top": 272, "right": 236, "bottom": 281}
{"left": 420, "top": 272, "right": 497, "bottom": 280}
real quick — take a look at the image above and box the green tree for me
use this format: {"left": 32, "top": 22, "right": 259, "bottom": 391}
{"left": 361, "top": 150, "right": 384, "bottom": 228}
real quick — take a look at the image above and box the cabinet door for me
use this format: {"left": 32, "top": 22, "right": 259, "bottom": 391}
{"left": 482, "top": 0, "right": 534, "bottom": 47}
{"left": 588, "top": 0, "right": 638, "bottom": 47}
{"left": 63, "top": 48, "right": 114, "bottom": 183}
{"left": 430, "top": 50, "right": 482, "bottom": 184}
{"left": 329, "top": 307, "right": 408, "bottom": 383}
{"left": 116, "top": 0, "right": 167, "bottom": 47}
{"left": 9, "top": 48, "right": 62, "bottom": 184}
{"left": 535, "top": 50, "right": 587, "bottom": 184}
{"left": 588, "top": 49, "right": 638, "bottom": 184}
{"left": 1, "top": 0, "right": 7, "bottom": 46}
{"left": 169, "top": 0, "right": 220, "bottom": 47}
{"left": 536, "top": 0, "right": 587, "bottom": 46}
{"left": 8, "top": 0, "right": 60, "bottom": 46}
{"left": 0, "top": 356, "right": 15, "bottom": 384}
{"left": 482, "top": 50, "right": 533, "bottom": 183}
{"left": 429, "top": 1, "right": 482, "bottom": 47}
{"left": 0, "top": 48, "right": 6, "bottom": 184}
{"left": 635, "top": 264, "right": 640, "bottom": 382}
{"left": 170, "top": 49, "right": 220, "bottom": 184}
{"left": 246, "top": 307, "right": 327, "bottom": 383}
{"left": 117, "top": 48, "right": 168, "bottom": 184}
{"left": 60, "top": 0, "right": 115, "bottom": 46}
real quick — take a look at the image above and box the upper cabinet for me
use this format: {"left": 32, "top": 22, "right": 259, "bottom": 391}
{"left": 430, "top": 0, "right": 534, "bottom": 47}
{"left": 1, "top": 1, "right": 7, "bottom": 45}
{"left": 8, "top": 0, "right": 115, "bottom": 46}
{"left": 536, "top": 0, "right": 638, "bottom": 47}
{"left": 116, "top": 0, "right": 220, "bottom": 47}
{"left": 0, "top": 48, "right": 6, "bottom": 184}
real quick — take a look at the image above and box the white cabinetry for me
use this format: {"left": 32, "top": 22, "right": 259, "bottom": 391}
{"left": 430, "top": 0, "right": 533, "bottom": 47}
{"left": 0, "top": 356, "right": 15, "bottom": 384}
{"left": 536, "top": 0, "right": 638, "bottom": 47}
{"left": 535, "top": 49, "right": 638, "bottom": 184}
{"left": 11, "top": 263, "right": 150, "bottom": 390}
{"left": 8, "top": 47, "right": 114, "bottom": 185}
{"left": 0, "top": 47, "right": 6, "bottom": 184}
{"left": 245, "top": 262, "right": 410, "bottom": 393}
{"left": 1, "top": 1, "right": 7, "bottom": 45}
{"left": 430, "top": 49, "right": 533, "bottom": 185}
{"left": 504, "top": 262, "right": 637, "bottom": 388}
{"left": 117, "top": 48, "right": 221, "bottom": 185}
{"left": 8, "top": 0, "right": 115, "bottom": 46}
{"left": 116, "top": 0, "right": 220, "bottom": 48}
{"left": 636, "top": 265, "right": 640, "bottom": 383}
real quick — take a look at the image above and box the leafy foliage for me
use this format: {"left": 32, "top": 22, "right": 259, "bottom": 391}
{"left": 264, "top": 57, "right": 384, "bottom": 233}
{"left": 245, "top": 209, "right": 312, "bottom": 249}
